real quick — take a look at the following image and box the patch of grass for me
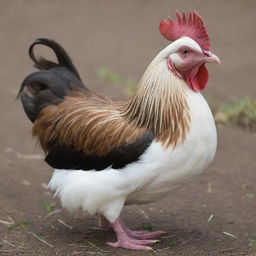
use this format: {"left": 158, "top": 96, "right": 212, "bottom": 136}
{"left": 140, "top": 223, "right": 155, "bottom": 232}
{"left": 43, "top": 202, "right": 55, "bottom": 212}
{"left": 6, "top": 220, "right": 31, "bottom": 229}
{"left": 249, "top": 238, "right": 256, "bottom": 247}
{"left": 19, "top": 245, "right": 28, "bottom": 251}
{"left": 97, "top": 68, "right": 136, "bottom": 96}
{"left": 212, "top": 98, "right": 256, "bottom": 131}
{"left": 18, "top": 220, "right": 31, "bottom": 228}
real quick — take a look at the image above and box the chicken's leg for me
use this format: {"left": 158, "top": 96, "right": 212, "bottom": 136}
{"left": 118, "top": 219, "right": 166, "bottom": 240}
{"left": 106, "top": 218, "right": 162, "bottom": 250}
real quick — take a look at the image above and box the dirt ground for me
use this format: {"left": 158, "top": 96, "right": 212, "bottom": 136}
{"left": 0, "top": 1, "right": 256, "bottom": 255}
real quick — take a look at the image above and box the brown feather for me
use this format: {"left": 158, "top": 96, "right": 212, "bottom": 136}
{"left": 32, "top": 57, "right": 191, "bottom": 156}
{"left": 33, "top": 91, "right": 147, "bottom": 156}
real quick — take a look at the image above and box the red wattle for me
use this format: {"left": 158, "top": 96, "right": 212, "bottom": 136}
{"left": 185, "top": 64, "right": 209, "bottom": 92}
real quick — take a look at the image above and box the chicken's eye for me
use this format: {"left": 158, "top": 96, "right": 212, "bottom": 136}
{"left": 182, "top": 48, "right": 188, "bottom": 54}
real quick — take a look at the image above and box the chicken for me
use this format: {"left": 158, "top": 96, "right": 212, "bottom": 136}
{"left": 19, "top": 11, "right": 220, "bottom": 250}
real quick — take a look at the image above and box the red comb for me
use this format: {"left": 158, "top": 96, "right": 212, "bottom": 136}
{"left": 159, "top": 11, "right": 211, "bottom": 50}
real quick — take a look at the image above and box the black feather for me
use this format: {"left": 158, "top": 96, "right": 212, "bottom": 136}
{"left": 29, "top": 38, "right": 81, "bottom": 80}
{"left": 45, "top": 132, "right": 155, "bottom": 171}
{"left": 18, "top": 38, "right": 87, "bottom": 122}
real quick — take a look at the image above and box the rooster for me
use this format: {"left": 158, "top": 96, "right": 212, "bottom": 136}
{"left": 19, "top": 11, "right": 220, "bottom": 250}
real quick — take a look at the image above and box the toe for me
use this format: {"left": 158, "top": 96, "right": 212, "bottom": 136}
{"left": 129, "top": 230, "right": 166, "bottom": 239}
{"left": 106, "top": 241, "right": 153, "bottom": 250}
{"left": 130, "top": 239, "right": 159, "bottom": 245}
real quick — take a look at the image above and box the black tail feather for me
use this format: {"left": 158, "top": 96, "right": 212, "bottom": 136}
{"left": 19, "top": 38, "right": 87, "bottom": 122}
{"left": 29, "top": 38, "right": 81, "bottom": 80}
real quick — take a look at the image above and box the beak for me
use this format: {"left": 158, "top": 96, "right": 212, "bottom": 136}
{"left": 204, "top": 51, "right": 221, "bottom": 64}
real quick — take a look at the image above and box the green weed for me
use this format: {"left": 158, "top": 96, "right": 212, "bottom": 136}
{"left": 212, "top": 98, "right": 256, "bottom": 131}
{"left": 6, "top": 220, "right": 31, "bottom": 229}
{"left": 43, "top": 202, "right": 55, "bottom": 212}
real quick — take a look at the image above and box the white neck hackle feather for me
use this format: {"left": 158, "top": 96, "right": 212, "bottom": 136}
{"left": 122, "top": 41, "right": 192, "bottom": 147}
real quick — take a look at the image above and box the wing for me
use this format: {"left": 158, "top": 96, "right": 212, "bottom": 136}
{"left": 33, "top": 91, "right": 155, "bottom": 171}
{"left": 45, "top": 132, "right": 154, "bottom": 171}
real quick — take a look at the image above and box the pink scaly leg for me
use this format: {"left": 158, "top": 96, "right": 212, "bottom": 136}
{"left": 99, "top": 216, "right": 165, "bottom": 239}
{"left": 106, "top": 218, "right": 159, "bottom": 250}
{"left": 119, "top": 219, "right": 166, "bottom": 240}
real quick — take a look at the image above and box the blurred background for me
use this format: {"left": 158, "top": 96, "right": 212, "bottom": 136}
{"left": 0, "top": 1, "right": 255, "bottom": 255}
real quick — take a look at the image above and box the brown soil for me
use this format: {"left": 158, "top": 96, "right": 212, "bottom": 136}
{"left": 0, "top": 1, "right": 255, "bottom": 255}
